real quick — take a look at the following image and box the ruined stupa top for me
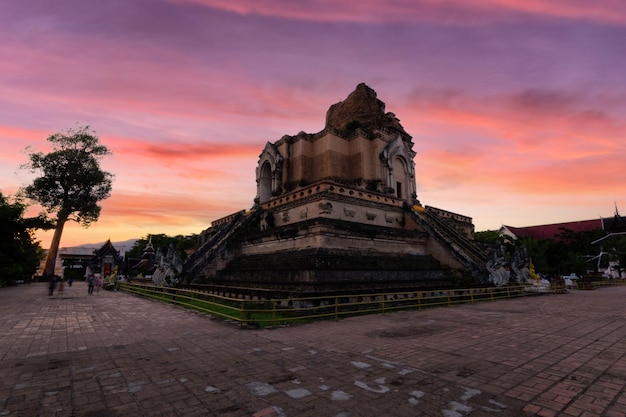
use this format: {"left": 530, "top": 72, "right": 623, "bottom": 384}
{"left": 325, "top": 83, "right": 410, "bottom": 139}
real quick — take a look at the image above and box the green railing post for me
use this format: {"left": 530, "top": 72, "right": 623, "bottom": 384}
{"left": 240, "top": 300, "right": 245, "bottom": 329}
{"left": 506, "top": 286, "right": 510, "bottom": 299}
{"left": 470, "top": 288, "right": 474, "bottom": 304}
{"left": 490, "top": 288, "right": 494, "bottom": 302}
{"left": 447, "top": 290, "right": 451, "bottom": 307}
{"left": 335, "top": 297, "right": 339, "bottom": 321}
{"left": 418, "top": 292, "right": 422, "bottom": 310}
{"left": 272, "top": 301, "right": 276, "bottom": 327}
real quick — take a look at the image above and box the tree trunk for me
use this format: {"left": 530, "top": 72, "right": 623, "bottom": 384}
{"left": 42, "top": 214, "right": 68, "bottom": 278}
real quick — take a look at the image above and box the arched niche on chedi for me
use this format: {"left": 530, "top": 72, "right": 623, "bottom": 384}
{"left": 381, "top": 136, "right": 417, "bottom": 203}
{"left": 256, "top": 142, "right": 283, "bottom": 204}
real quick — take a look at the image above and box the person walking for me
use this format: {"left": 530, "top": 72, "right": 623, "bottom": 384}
{"left": 95, "top": 276, "right": 103, "bottom": 293}
{"left": 87, "top": 275, "right": 95, "bottom": 295}
{"left": 85, "top": 264, "right": 96, "bottom": 295}
{"left": 48, "top": 276, "right": 57, "bottom": 296}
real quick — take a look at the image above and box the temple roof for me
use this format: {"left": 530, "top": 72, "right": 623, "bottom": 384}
{"left": 502, "top": 220, "right": 603, "bottom": 241}
{"left": 91, "top": 239, "right": 124, "bottom": 265}
{"left": 93, "top": 239, "right": 121, "bottom": 258}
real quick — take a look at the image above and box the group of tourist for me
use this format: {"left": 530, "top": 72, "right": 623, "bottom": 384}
{"left": 47, "top": 269, "right": 104, "bottom": 296}
{"left": 85, "top": 274, "right": 104, "bottom": 295}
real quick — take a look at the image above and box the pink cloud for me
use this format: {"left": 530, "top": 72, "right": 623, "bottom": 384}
{"left": 108, "top": 136, "right": 260, "bottom": 162}
{"left": 405, "top": 86, "right": 623, "bottom": 152}
{"left": 3, "top": 0, "right": 624, "bottom": 242}
{"left": 402, "top": 85, "right": 625, "bottom": 202}
{"left": 168, "top": 0, "right": 626, "bottom": 25}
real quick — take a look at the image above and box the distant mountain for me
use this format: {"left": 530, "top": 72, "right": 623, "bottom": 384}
{"left": 66, "top": 238, "right": 138, "bottom": 255}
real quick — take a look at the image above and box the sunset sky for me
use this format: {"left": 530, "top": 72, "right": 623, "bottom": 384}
{"left": 1, "top": 0, "right": 624, "bottom": 250}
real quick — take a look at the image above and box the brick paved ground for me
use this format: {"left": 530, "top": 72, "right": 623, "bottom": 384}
{"left": 0, "top": 282, "right": 625, "bottom": 417}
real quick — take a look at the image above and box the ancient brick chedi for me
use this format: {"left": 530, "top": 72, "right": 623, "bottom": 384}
{"left": 184, "top": 83, "right": 487, "bottom": 293}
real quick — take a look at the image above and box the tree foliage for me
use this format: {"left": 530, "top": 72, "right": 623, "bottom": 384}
{"left": 126, "top": 234, "right": 197, "bottom": 261}
{"left": 519, "top": 228, "right": 616, "bottom": 277}
{"left": 20, "top": 126, "right": 113, "bottom": 277}
{"left": 0, "top": 193, "right": 54, "bottom": 286}
{"left": 473, "top": 230, "right": 501, "bottom": 244}
{"left": 476, "top": 227, "right": 625, "bottom": 278}
{"left": 124, "top": 234, "right": 197, "bottom": 278}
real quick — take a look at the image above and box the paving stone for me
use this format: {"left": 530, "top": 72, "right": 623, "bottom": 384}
{"left": 1, "top": 283, "right": 626, "bottom": 416}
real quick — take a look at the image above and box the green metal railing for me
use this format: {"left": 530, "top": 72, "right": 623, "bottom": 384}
{"left": 571, "top": 279, "right": 626, "bottom": 290}
{"left": 119, "top": 281, "right": 591, "bottom": 328}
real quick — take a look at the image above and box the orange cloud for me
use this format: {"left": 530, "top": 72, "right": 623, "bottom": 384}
{"left": 0, "top": 125, "right": 52, "bottom": 142}
{"left": 34, "top": 184, "right": 255, "bottom": 248}
{"left": 103, "top": 188, "right": 252, "bottom": 219}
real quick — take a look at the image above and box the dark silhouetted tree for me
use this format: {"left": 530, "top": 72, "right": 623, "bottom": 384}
{"left": 20, "top": 126, "right": 113, "bottom": 278}
{"left": 0, "top": 192, "right": 54, "bottom": 285}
